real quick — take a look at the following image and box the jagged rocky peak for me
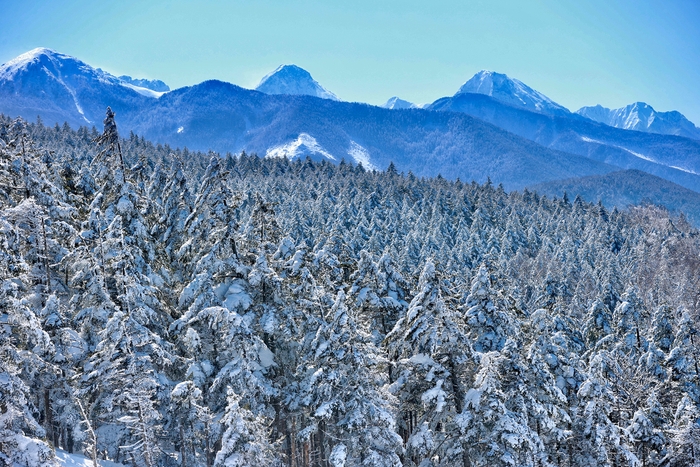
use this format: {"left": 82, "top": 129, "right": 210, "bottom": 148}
{"left": 118, "top": 75, "right": 170, "bottom": 92}
{"left": 456, "top": 70, "right": 570, "bottom": 116}
{"left": 576, "top": 102, "right": 700, "bottom": 140}
{"left": 255, "top": 64, "right": 339, "bottom": 100}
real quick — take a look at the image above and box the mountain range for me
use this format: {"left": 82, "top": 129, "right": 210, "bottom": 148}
{"left": 1, "top": 48, "right": 699, "bottom": 217}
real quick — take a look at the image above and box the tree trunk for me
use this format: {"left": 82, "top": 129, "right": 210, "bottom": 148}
{"left": 138, "top": 399, "right": 154, "bottom": 467}
{"left": 317, "top": 421, "right": 327, "bottom": 467}
{"left": 76, "top": 399, "right": 99, "bottom": 467}
{"left": 290, "top": 418, "right": 297, "bottom": 467}
{"left": 448, "top": 359, "right": 471, "bottom": 467}
{"left": 206, "top": 417, "right": 213, "bottom": 467}
{"left": 180, "top": 425, "right": 187, "bottom": 467}
{"left": 41, "top": 216, "right": 50, "bottom": 298}
{"left": 44, "top": 388, "right": 54, "bottom": 446}
{"left": 67, "top": 425, "right": 74, "bottom": 454}
{"left": 117, "top": 141, "right": 126, "bottom": 184}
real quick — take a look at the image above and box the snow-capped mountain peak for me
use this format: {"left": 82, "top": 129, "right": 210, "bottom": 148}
{"left": 0, "top": 47, "right": 169, "bottom": 126}
{"left": 0, "top": 47, "right": 120, "bottom": 86}
{"left": 255, "top": 64, "right": 339, "bottom": 101}
{"left": 456, "top": 70, "right": 570, "bottom": 116}
{"left": 0, "top": 47, "right": 56, "bottom": 78}
{"left": 381, "top": 97, "right": 416, "bottom": 109}
{"left": 576, "top": 102, "right": 700, "bottom": 140}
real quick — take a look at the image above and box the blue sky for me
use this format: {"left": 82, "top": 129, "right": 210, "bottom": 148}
{"left": 2, "top": 0, "right": 699, "bottom": 122}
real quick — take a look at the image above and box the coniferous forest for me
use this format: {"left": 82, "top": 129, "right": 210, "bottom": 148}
{"left": 2, "top": 109, "right": 700, "bottom": 467}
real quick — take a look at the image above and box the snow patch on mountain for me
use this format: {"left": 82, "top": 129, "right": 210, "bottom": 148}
{"left": 347, "top": 141, "right": 377, "bottom": 170}
{"left": 65, "top": 82, "right": 90, "bottom": 123}
{"left": 256, "top": 65, "right": 339, "bottom": 101}
{"left": 0, "top": 47, "right": 56, "bottom": 79}
{"left": 265, "top": 133, "right": 336, "bottom": 161}
{"left": 670, "top": 165, "right": 699, "bottom": 175}
{"left": 457, "top": 70, "right": 570, "bottom": 116}
{"left": 581, "top": 136, "right": 655, "bottom": 162}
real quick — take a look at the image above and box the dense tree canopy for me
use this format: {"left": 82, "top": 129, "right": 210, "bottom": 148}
{"left": 1, "top": 112, "right": 700, "bottom": 467}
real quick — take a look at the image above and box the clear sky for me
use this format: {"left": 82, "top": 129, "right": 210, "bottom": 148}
{"left": 2, "top": 0, "right": 699, "bottom": 122}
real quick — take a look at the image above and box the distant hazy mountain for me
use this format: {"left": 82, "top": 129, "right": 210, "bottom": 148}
{"left": 456, "top": 70, "right": 571, "bottom": 117}
{"left": 428, "top": 92, "right": 700, "bottom": 192}
{"left": 118, "top": 75, "right": 170, "bottom": 92}
{"left": 576, "top": 102, "right": 700, "bottom": 140}
{"left": 255, "top": 65, "right": 339, "bottom": 101}
{"left": 530, "top": 169, "right": 700, "bottom": 226}
{"left": 381, "top": 97, "right": 416, "bottom": 109}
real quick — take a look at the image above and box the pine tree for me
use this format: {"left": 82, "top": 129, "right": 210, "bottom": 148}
{"left": 0, "top": 216, "right": 58, "bottom": 466}
{"left": 299, "top": 290, "right": 403, "bottom": 467}
{"left": 669, "top": 395, "right": 700, "bottom": 467}
{"left": 387, "top": 260, "right": 473, "bottom": 466}
{"left": 215, "top": 389, "right": 279, "bottom": 467}
{"left": 464, "top": 264, "right": 514, "bottom": 353}
{"left": 456, "top": 345, "right": 542, "bottom": 467}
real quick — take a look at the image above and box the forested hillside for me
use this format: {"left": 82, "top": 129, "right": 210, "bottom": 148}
{"left": 2, "top": 111, "right": 700, "bottom": 467}
{"left": 531, "top": 169, "right": 700, "bottom": 227}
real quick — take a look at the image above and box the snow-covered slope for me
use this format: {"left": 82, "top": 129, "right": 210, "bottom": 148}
{"left": 381, "top": 97, "right": 416, "bottom": 109}
{"left": 347, "top": 140, "right": 377, "bottom": 170}
{"left": 576, "top": 102, "right": 700, "bottom": 140}
{"left": 255, "top": 65, "right": 339, "bottom": 100}
{"left": 456, "top": 70, "right": 570, "bottom": 117}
